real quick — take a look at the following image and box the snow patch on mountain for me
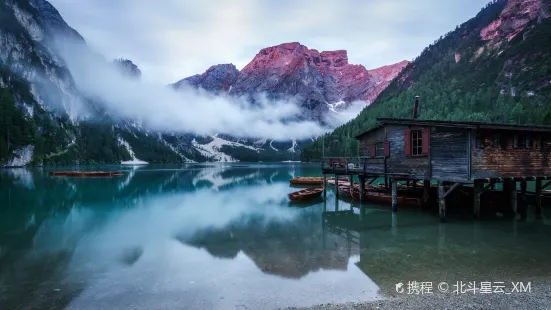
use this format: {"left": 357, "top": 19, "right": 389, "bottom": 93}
{"left": 191, "top": 134, "right": 262, "bottom": 162}
{"left": 287, "top": 139, "right": 298, "bottom": 153}
{"left": 46, "top": 137, "right": 75, "bottom": 159}
{"left": 118, "top": 137, "right": 148, "bottom": 165}
{"left": 327, "top": 100, "right": 346, "bottom": 113}
{"left": 254, "top": 138, "right": 267, "bottom": 148}
{"left": 4, "top": 145, "right": 34, "bottom": 167}
{"left": 269, "top": 140, "right": 279, "bottom": 152}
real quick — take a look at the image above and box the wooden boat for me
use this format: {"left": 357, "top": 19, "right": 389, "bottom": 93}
{"left": 337, "top": 185, "right": 353, "bottom": 198}
{"left": 350, "top": 188, "right": 421, "bottom": 207}
{"left": 288, "top": 187, "right": 324, "bottom": 202}
{"left": 289, "top": 177, "right": 323, "bottom": 185}
{"left": 49, "top": 171, "right": 124, "bottom": 177}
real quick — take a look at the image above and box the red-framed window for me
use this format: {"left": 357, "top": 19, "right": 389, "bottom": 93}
{"left": 369, "top": 141, "right": 390, "bottom": 158}
{"left": 404, "top": 128, "right": 430, "bottom": 156}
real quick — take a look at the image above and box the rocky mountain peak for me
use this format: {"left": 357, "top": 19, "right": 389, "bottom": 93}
{"left": 173, "top": 63, "right": 239, "bottom": 93}
{"left": 113, "top": 59, "right": 142, "bottom": 79}
{"left": 480, "top": 0, "right": 550, "bottom": 41}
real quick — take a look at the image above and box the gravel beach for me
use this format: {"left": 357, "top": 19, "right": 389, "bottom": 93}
{"left": 282, "top": 279, "right": 551, "bottom": 310}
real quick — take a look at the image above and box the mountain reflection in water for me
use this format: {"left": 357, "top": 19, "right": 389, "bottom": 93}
{"left": 0, "top": 164, "right": 378, "bottom": 310}
{"left": 2, "top": 163, "right": 551, "bottom": 309}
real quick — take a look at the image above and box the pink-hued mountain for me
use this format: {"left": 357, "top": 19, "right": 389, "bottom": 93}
{"left": 174, "top": 42, "right": 408, "bottom": 117}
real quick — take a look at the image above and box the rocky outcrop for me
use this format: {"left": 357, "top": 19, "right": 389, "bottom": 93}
{"left": 365, "top": 60, "right": 409, "bottom": 103}
{"left": 113, "top": 59, "right": 142, "bottom": 79}
{"left": 480, "top": 0, "right": 550, "bottom": 41}
{"left": 173, "top": 64, "right": 239, "bottom": 94}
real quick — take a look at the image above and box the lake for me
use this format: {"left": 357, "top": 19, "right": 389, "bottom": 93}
{"left": 1, "top": 163, "right": 551, "bottom": 310}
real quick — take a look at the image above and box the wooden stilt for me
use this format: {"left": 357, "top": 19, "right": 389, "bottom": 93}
{"left": 323, "top": 175, "right": 327, "bottom": 198}
{"left": 349, "top": 175, "right": 353, "bottom": 186}
{"left": 438, "top": 181, "right": 446, "bottom": 222}
{"left": 407, "top": 180, "right": 410, "bottom": 187}
{"left": 391, "top": 180, "right": 397, "bottom": 213}
{"left": 423, "top": 180, "right": 430, "bottom": 206}
{"left": 359, "top": 176, "right": 366, "bottom": 201}
{"left": 413, "top": 181, "right": 417, "bottom": 189}
{"left": 536, "top": 178, "right": 542, "bottom": 219}
{"left": 510, "top": 180, "right": 518, "bottom": 217}
{"left": 473, "top": 180, "right": 483, "bottom": 219}
{"left": 520, "top": 179, "right": 527, "bottom": 220}
{"left": 335, "top": 175, "right": 339, "bottom": 198}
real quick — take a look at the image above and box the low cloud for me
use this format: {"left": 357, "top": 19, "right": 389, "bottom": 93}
{"left": 53, "top": 37, "right": 331, "bottom": 141}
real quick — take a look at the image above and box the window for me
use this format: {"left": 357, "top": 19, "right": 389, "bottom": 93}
{"left": 514, "top": 134, "right": 519, "bottom": 148}
{"left": 375, "top": 142, "right": 385, "bottom": 157}
{"left": 411, "top": 130, "right": 423, "bottom": 156}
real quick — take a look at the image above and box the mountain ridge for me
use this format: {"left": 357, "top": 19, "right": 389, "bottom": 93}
{"left": 301, "top": 0, "right": 551, "bottom": 161}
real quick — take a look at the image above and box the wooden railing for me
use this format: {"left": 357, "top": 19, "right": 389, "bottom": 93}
{"left": 321, "top": 157, "right": 366, "bottom": 171}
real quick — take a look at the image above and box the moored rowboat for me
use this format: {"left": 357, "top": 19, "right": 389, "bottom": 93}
{"left": 289, "top": 177, "right": 323, "bottom": 185}
{"left": 288, "top": 187, "right": 324, "bottom": 202}
{"left": 350, "top": 187, "right": 420, "bottom": 207}
{"left": 49, "top": 171, "right": 124, "bottom": 177}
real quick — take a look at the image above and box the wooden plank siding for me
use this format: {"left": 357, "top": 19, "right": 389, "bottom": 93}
{"left": 386, "top": 124, "right": 430, "bottom": 179}
{"left": 430, "top": 128, "right": 469, "bottom": 180}
{"left": 349, "top": 119, "right": 551, "bottom": 182}
{"left": 357, "top": 127, "right": 386, "bottom": 174}
{"left": 471, "top": 131, "right": 551, "bottom": 178}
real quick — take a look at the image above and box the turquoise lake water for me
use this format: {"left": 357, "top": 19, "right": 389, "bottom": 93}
{"left": 1, "top": 163, "right": 551, "bottom": 309}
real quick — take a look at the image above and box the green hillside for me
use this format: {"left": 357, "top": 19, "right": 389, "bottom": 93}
{"left": 301, "top": 0, "right": 551, "bottom": 161}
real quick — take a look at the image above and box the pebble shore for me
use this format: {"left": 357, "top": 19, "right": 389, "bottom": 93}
{"left": 282, "top": 280, "right": 551, "bottom": 310}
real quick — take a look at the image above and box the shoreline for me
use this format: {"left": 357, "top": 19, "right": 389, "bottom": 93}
{"left": 281, "top": 279, "right": 551, "bottom": 310}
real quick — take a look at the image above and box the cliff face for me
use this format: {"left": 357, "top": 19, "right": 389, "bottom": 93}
{"left": 480, "top": 0, "right": 550, "bottom": 41}
{"left": 175, "top": 42, "right": 409, "bottom": 110}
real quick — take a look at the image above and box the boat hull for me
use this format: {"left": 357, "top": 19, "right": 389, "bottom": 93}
{"left": 288, "top": 187, "right": 324, "bottom": 202}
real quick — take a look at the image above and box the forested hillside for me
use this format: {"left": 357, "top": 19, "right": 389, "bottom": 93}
{"left": 301, "top": 0, "right": 551, "bottom": 161}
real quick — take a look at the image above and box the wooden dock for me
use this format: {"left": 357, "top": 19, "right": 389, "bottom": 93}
{"left": 320, "top": 100, "right": 551, "bottom": 222}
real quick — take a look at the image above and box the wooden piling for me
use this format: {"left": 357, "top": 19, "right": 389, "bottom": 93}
{"left": 473, "top": 180, "right": 483, "bottom": 219}
{"left": 520, "top": 179, "right": 527, "bottom": 220}
{"left": 536, "top": 178, "right": 542, "bottom": 219}
{"left": 423, "top": 180, "right": 430, "bottom": 206}
{"left": 438, "top": 181, "right": 446, "bottom": 222}
{"left": 391, "top": 180, "right": 397, "bottom": 213}
{"left": 508, "top": 179, "right": 517, "bottom": 216}
{"left": 323, "top": 175, "right": 327, "bottom": 198}
{"left": 359, "top": 176, "right": 366, "bottom": 201}
{"left": 335, "top": 175, "right": 339, "bottom": 198}
{"left": 349, "top": 175, "right": 353, "bottom": 186}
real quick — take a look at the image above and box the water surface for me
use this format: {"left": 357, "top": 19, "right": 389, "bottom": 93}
{"left": 1, "top": 163, "right": 551, "bottom": 310}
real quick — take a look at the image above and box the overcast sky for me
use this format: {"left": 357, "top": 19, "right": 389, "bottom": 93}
{"left": 49, "top": 0, "right": 490, "bottom": 85}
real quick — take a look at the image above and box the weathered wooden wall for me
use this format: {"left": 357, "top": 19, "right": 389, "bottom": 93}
{"left": 472, "top": 131, "right": 551, "bottom": 178}
{"left": 358, "top": 128, "right": 386, "bottom": 157}
{"left": 357, "top": 128, "right": 387, "bottom": 174}
{"left": 431, "top": 128, "right": 469, "bottom": 180}
{"left": 386, "top": 124, "right": 430, "bottom": 179}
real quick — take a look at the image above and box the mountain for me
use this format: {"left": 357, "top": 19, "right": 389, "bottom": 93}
{"left": 301, "top": 0, "right": 551, "bottom": 161}
{"left": 172, "top": 43, "right": 408, "bottom": 161}
{"left": 0, "top": 0, "right": 200, "bottom": 166}
{"left": 0, "top": 0, "right": 407, "bottom": 166}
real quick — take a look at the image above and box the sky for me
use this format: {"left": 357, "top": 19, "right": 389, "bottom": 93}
{"left": 48, "top": 0, "right": 491, "bottom": 85}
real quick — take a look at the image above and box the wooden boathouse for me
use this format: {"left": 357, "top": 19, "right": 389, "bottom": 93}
{"left": 322, "top": 97, "right": 551, "bottom": 221}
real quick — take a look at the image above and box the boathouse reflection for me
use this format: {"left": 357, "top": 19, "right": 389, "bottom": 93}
{"left": 323, "top": 198, "right": 551, "bottom": 296}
